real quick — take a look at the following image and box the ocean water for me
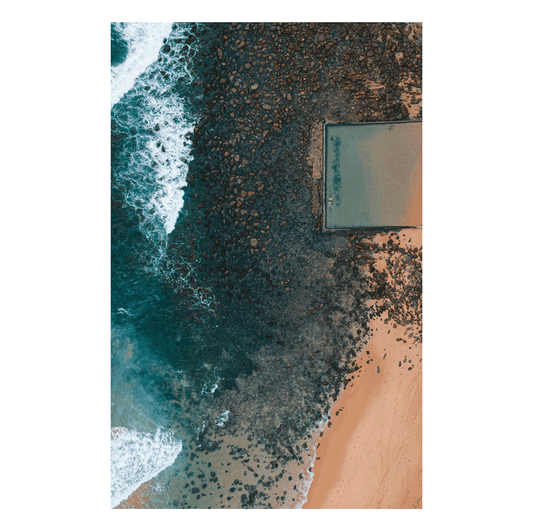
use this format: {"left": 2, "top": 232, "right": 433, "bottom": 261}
{"left": 111, "top": 21, "right": 203, "bottom": 507}
{"left": 111, "top": 22, "right": 382, "bottom": 509}
{"left": 111, "top": 22, "right": 196, "bottom": 243}
{"left": 110, "top": 21, "right": 343, "bottom": 510}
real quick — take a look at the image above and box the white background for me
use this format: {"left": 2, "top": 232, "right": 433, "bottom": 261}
{"left": 88, "top": 0, "right": 444, "bottom": 531}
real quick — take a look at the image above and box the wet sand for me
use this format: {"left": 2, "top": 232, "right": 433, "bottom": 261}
{"left": 304, "top": 230, "right": 422, "bottom": 509}
{"left": 116, "top": 480, "right": 154, "bottom": 509}
{"left": 114, "top": 231, "right": 423, "bottom": 510}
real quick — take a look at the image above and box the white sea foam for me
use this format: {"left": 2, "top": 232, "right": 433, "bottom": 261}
{"left": 111, "top": 427, "right": 182, "bottom": 508}
{"left": 293, "top": 416, "right": 329, "bottom": 509}
{"left": 215, "top": 410, "right": 229, "bottom": 426}
{"left": 112, "top": 22, "right": 197, "bottom": 239}
{"left": 111, "top": 22, "right": 173, "bottom": 107}
{"left": 137, "top": 96, "right": 195, "bottom": 235}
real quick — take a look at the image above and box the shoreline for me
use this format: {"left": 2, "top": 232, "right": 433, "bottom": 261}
{"left": 115, "top": 481, "right": 154, "bottom": 509}
{"left": 304, "top": 318, "right": 422, "bottom": 508}
{"left": 304, "top": 229, "right": 422, "bottom": 509}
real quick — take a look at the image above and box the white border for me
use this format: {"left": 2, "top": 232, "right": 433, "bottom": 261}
{"left": 89, "top": 0, "right": 444, "bottom": 531}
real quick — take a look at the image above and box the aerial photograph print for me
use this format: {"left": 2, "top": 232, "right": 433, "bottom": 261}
{"left": 110, "top": 21, "right": 423, "bottom": 509}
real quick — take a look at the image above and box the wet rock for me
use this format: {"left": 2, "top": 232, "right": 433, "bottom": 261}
{"left": 153, "top": 21, "right": 423, "bottom": 509}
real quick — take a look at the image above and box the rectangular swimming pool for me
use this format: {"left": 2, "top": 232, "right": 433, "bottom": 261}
{"left": 323, "top": 121, "right": 422, "bottom": 230}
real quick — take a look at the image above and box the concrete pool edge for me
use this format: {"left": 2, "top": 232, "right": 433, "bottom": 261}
{"left": 321, "top": 120, "right": 422, "bottom": 233}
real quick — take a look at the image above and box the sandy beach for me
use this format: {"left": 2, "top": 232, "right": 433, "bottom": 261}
{"left": 114, "top": 227, "right": 423, "bottom": 510}
{"left": 116, "top": 481, "right": 153, "bottom": 509}
{"left": 304, "top": 229, "right": 422, "bottom": 509}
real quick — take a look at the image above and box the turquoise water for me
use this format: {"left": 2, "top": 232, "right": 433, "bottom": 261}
{"left": 324, "top": 122, "right": 422, "bottom": 229}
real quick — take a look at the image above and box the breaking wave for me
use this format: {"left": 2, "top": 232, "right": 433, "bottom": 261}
{"left": 111, "top": 427, "right": 182, "bottom": 508}
{"left": 111, "top": 22, "right": 198, "bottom": 241}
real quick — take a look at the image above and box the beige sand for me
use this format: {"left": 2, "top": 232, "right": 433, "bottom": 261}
{"left": 118, "top": 313, "right": 422, "bottom": 510}
{"left": 304, "top": 318, "right": 422, "bottom": 508}
{"left": 304, "top": 230, "right": 422, "bottom": 509}
{"left": 114, "top": 228, "right": 422, "bottom": 510}
{"left": 115, "top": 480, "right": 154, "bottom": 509}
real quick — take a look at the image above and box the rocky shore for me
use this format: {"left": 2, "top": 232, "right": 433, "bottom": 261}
{"left": 115, "top": 22, "right": 423, "bottom": 509}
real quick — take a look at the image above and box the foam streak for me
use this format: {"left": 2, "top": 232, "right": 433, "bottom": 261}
{"left": 111, "top": 22, "right": 173, "bottom": 108}
{"left": 111, "top": 427, "right": 182, "bottom": 508}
